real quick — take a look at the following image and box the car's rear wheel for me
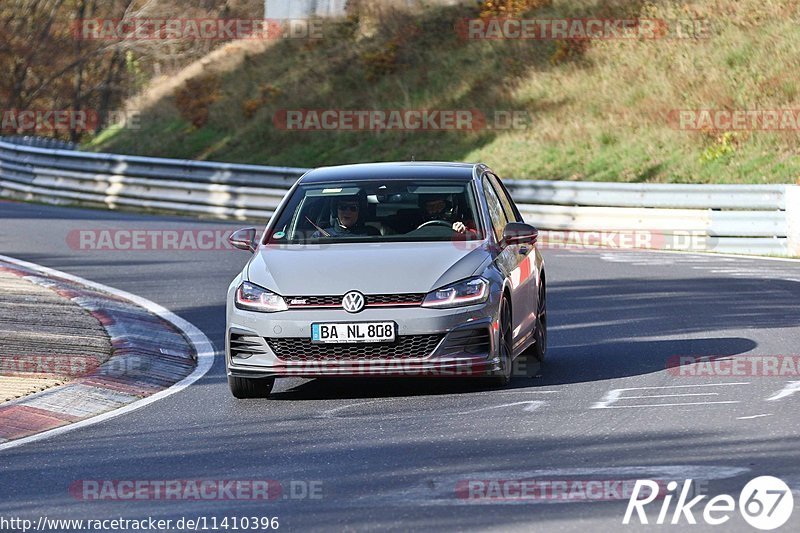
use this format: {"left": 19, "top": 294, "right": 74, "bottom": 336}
{"left": 228, "top": 375, "right": 275, "bottom": 399}
{"left": 490, "top": 297, "right": 513, "bottom": 387}
{"left": 532, "top": 278, "right": 547, "bottom": 362}
{"left": 520, "top": 277, "right": 547, "bottom": 375}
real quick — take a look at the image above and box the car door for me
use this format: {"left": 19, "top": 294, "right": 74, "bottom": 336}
{"left": 486, "top": 173, "right": 538, "bottom": 353}
{"left": 481, "top": 174, "right": 526, "bottom": 353}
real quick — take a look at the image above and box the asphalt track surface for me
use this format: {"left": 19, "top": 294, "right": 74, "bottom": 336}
{"left": 1, "top": 200, "right": 799, "bottom": 532}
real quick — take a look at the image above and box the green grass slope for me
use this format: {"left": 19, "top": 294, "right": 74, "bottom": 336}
{"left": 89, "top": 0, "right": 800, "bottom": 183}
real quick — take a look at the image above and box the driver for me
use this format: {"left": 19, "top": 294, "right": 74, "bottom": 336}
{"left": 311, "top": 192, "right": 380, "bottom": 238}
{"left": 418, "top": 194, "right": 476, "bottom": 236}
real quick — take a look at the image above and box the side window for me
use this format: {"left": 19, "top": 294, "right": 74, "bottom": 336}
{"left": 482, "top": 176, "right": 508, "bottom": 242}
{"left": 488, "top": 173, "right": 521, "bottom": 223}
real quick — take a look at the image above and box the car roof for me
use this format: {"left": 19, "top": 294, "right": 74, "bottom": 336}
{"left": 298, "top": 162, "right": 482, "bottom": 184}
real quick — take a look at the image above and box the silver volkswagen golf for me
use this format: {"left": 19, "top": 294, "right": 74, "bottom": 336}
{"left": 225, "top": 162, "right": 546, "bottom": 398}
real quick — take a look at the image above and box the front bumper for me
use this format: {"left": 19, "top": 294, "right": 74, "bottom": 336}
{"left": 225, "top": 300, "right": 501, "bottom": 378}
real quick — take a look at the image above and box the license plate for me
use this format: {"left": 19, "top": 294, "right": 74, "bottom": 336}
{"left": 311, "top": 322, "right": 396, "bottom": 344}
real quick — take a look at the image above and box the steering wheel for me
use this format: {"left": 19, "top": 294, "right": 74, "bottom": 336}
{"left": 416, "top": 220, "right": 453, "bottom": 230}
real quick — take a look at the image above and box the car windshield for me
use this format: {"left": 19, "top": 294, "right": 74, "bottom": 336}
{"left": 265, "top": 180, "right": 484, "bottom": 244}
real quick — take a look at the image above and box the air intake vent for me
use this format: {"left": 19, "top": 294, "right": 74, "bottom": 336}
{"left": 229, "top": 332, "right": 269, "bottom": 360}
{"left": 438, "top": 328, "right": 491, "bottom": 356}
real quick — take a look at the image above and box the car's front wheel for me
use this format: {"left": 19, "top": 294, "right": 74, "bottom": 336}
{"left": 489, "top": 297, "right": 513, "bottom": 388}
{"left": 228, "top": 375, "right": 275, "bottom": 399}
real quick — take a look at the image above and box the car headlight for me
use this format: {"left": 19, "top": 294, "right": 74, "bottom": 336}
{"left": 235, "top": 282, "right": 288, "bottom": 312}
{"left": 422, "top": 277, "right": 489, "bottom": 308}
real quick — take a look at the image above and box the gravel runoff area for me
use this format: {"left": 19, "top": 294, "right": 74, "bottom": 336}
{"left": 0, "top": 260, "right": 197, "bottom": 444}
{"left": 0, "top": 268, "right": 111, "bottom": 403}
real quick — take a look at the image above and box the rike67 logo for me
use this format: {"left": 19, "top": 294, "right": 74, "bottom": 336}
{"left": 624, "top": 476, "right": 794, "bottom": 530}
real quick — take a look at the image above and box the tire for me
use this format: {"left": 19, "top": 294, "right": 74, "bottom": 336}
{"left": 521, "top": 277, "right": 547, "bottom": 375}
{"left": 532, "top": 277, "right": 547, "bottom": 362}
{"left": 489, "top": 297, "right": 513, "bottom": 388}
{"left": 228, "top": 375, "right": 275, "bottom": 399}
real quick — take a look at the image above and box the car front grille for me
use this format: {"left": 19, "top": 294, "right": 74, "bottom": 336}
{"left": 283, "top": 293, "right": 425, "bottom": 309}
{"left": 265, "top": 334, "right": 444, "bottom": 361}
{"left": 366, "top": 294, "right": 425, "bottom": 305}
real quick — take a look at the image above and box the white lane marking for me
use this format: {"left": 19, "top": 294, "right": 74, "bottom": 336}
{"left": 593, "top": 388, "right": 622, "bottom": 408}
{"left": 0, "top": 254, "right": 215, "bottom": 453}
{"left": 454, "top": 401, "right": 545, "bottom": 415}
{"left": 592, "top": 383, "right": 748, "bottom": 409}
{"left": 606, "top": 383, "right": 749, "bottom": 390}
{"left": 596, "top": 401, "right": 740, "bottom": 409}
{"left": 598, "top": 255, "right": 676, "bottom": 266}
{"left": 622, "top": 393, "right": 719, "bottom": 399}
{"left": 766, "top": 381, "right": 800, "bottom": 402}
{"left": 737, "top": 414, "right": 773, "bottom": 420}
{"left": 493, "top": 390, "right": 561, "bottom": 394}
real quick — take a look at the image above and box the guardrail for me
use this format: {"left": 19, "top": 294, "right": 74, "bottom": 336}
{"left": 503, "top": 180, "right": 797, "bottom": 256}
{"left": 1, "top": 138, "right": 797, "bottom": 257}
{"left": 1, "top": 135, "right": 77, "bottom": 150}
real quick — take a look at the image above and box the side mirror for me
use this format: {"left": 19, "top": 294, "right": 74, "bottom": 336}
{"left": 229, "top": 227, "right": 258, "bottom": 253}
{"left": 502, "top": 222, "right": 538, "bottom": 247}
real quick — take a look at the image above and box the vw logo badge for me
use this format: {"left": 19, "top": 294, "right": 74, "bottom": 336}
{"left": 342, "top": 291, "right": 365, "bottom": 313}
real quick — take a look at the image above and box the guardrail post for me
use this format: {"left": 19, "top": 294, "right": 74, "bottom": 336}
{"left": 788, "top": 185, "right": 800, "bottom": 257}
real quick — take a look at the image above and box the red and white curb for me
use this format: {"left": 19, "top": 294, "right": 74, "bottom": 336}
{"left": 0, "top": 255, "right": 214, "bottom": 451}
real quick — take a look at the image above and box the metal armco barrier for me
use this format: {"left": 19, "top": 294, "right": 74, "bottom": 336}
{"left": 1, "top": 138, "right": 797, "bottom": 257}
{"left": 2, "top": 136, "right": 77, "bottom": 150}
